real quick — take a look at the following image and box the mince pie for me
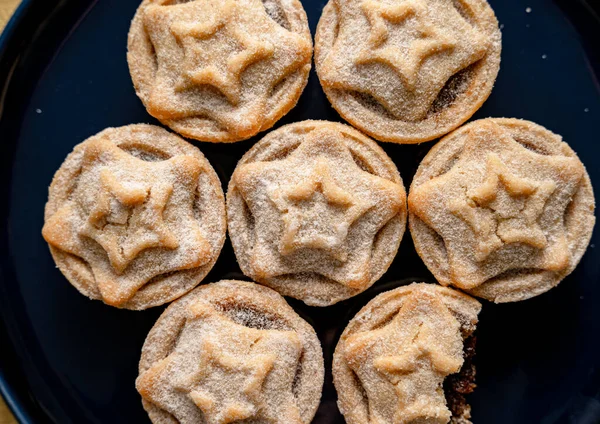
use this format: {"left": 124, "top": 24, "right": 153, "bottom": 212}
{"left": 128, "top": 0, "right": 313, "bottom": 142}
{"left": 315, "top": 0, "right": 501, "bottom": 143}
{"left": 334, "top": 283, "right": 481, "bottom": 424}
{"left": 227, "top": 121, "right": 407, "bottom": 306}
{"left": 136, "top": 280, "right": 324, "bottom": 424}
{"left": 42, "top": 124, "right": 226, "bottom": 309}
{"left": 409, "top": 118, "right": 596, "bottom": 302}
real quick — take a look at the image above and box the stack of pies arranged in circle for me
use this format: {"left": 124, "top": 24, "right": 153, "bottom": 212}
{"left": 136, "top": 280, "right": 324, "bottom": 424}
{"left": 334, "top": 283, "right": 481, "bottom": 424}
{"left": 227, "top": 121, "right": 407, "bottom": 306}
{"left": 409, "top": 118, "right": 595, "bottom": 302}
{"left": 37, "top": 0, "right": 599, "bottom": 421}
{"left": 42, "top": 125, "right": 226, "bottom": 310}
{"left": 128, "top": 0, "right": 313, "bottom": 142}
{"left": 315, "top": 0, "right": 502, "bottom": 144}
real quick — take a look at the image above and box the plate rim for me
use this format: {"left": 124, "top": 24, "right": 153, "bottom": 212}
{"left": 0, "top": 0, "right": 32, "bottom": 413}
{"left": 0, "top": 2, "right": 58, "bottom": 422}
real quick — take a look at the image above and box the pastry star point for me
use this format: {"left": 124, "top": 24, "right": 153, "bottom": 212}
{"left": 189, "top": 389, "right": 256, "bottom": 424}
{"left": 361, "top": 0, "right": 416, "bottom": 47}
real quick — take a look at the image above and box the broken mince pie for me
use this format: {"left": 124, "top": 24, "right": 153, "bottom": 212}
{"left": 334, "top": 283, "right": 481, "bottom": 424}
{"left": 227, "top": 121, "right": 407, "bottom": 306}
{"left": 128, "top": 0, "right": 313, "bottom": 143}
{"left": 315, "top": 0, "right": 501, "bottom": 144}
{"left": 136, "top": 280, "right": 324, "bottom": 424}
{"left": 409, "top": 118, "right": 596, "bottom": 302}
{"left": 42, "top": 124, "right": 226, "bottom": 310}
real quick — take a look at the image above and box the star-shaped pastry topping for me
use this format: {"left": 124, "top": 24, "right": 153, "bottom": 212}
{"left": 320, "top": 0, "right": 490, "bottom": 121}
{"left": 176, "top": 337, "right": 275, "bottom": 424}
{"left": 356, "top": 0, "right": 455, "bottom": 88}
{"left": 142, "top": 0, "right": 312, "bottom": 138}
{"left": 344, "top": 291, "right": 463, "bottom": 423}
{"left": 168, "top": 1, "right": 275, "bottom": 105}
{"left": 80, "top": 169, "right": 179, "bottom": 273}
{"left": 136, "top": 301, "right": 304, "bottom": 424}
{"left": 42, "top": 139, "right": 212, "bottom": 307}
{"left": 409, "top": 121, "right": 585, "bottom": 289}
{"left": 270, "top": 158, "right": 370, "bottom": 262}
{"left": 449, "top": 154, "right": 556, "bottom": 261}
{"left": 233, "top": 128, "right": 405, "bottom": 289}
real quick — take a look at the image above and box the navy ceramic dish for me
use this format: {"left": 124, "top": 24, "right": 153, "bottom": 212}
{"left": 0, "top": 0, "right": 599, "bottom": 423}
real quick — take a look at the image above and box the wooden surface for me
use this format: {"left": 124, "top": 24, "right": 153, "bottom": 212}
{"left": 0, "top": 400, "right": 16, "bottom": 424}
{"left": 0, "top": 0, "right": 18, "bottom": 30}
{"left": 0, "top": 0, "right": 21, "bottom": 421}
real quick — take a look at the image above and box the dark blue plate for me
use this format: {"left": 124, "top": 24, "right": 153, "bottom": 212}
{"left": 0, "top": 0, "right": 599, "bottom": 423}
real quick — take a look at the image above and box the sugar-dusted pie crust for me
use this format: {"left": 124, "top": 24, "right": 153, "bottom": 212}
{"left": 409, "top": 118, "right": 596, "bottom": 302}
{"left": 227, "top": 120, "right": 407, "bottom": 306}
{"left": 127, "top": 0, "right": 313, "bottom": 143}
{"left": 42, "top": 124, "right": 226, "bottom": 310}
{"left": 334, "top": 283, "right": 482, "bottom": 424}
{"left": 136, "top": 280, "right": 324, "bottom": 424}
{"left": 315, "top": 0, "right": 501, "bottom": 144}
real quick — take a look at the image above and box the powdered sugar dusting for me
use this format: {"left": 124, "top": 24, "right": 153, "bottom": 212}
{"left": 42, "top": 124, "right": 226, "bottom": 310}
{"left": 127, "top": 0, "right": 312, "bottom": 142}
{"left": 334, "top": 283, "right": 481, "bottom": 424}
{"left": 136, "top": 280, "right": 324, "bottom": 424}
{"left": 314, "top": 0, "right": 502, "bottom": 143}
{"left": 409, "top": 118, "right": 596, "bottom": 303}
{"left": 227, "top": 121, "right": 407, "bottom": 306}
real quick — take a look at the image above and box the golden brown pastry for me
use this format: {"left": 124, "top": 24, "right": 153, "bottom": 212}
{"left": 128, "top": 0, "right": 312, "bottom": 143}
{"left": 409, "top": 118, "right": 596, "bottom": 302}
{"left": 334, "top": 283, "right": 481, "bottom": 424}
{"left": 315, "top": 0, "right": 501, "bottom": 143}
{"left": 42, "top": 124, "right": 226, "bottom": 309}
{"left": 136, "top": 280, "right": 324, "bottom": 424}
{"left": 227, "top": 121, "right": 407, "bottom": 306}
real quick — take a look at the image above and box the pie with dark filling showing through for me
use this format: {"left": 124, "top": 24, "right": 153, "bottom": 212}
{"left": 136, "top": 280, "right": 324, "bottom": 424}
{"left": 128, "top": 0, "right": 313, "bottom": 142}
{"left": 227, "top": 120, "right": 407, "bottom": 306}
{"left": 333, "top": 283, "right": 482, "bottom": 424}
{"left": 42, "top": 124, "right": 226, "bottom": 310}
{"left": 408, "top": 118, "right": 596, "bottom": 302}
{"left": 315, "top": 0, "right": 502, "bottom": 144}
